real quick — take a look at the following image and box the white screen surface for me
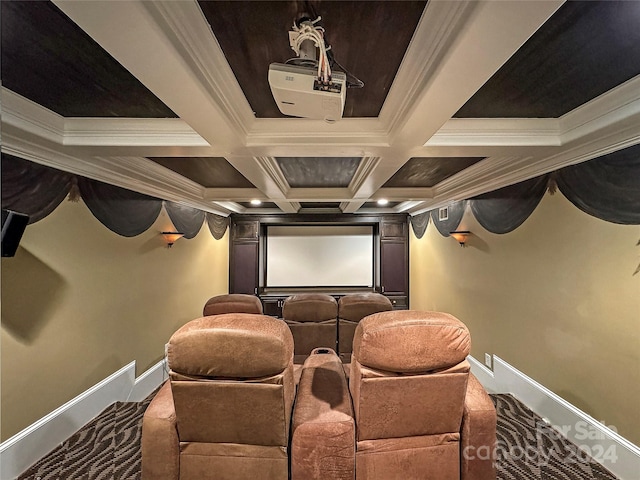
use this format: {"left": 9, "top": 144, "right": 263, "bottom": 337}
{"left": 266, "top": 225, "right": 373, "bottom": 287}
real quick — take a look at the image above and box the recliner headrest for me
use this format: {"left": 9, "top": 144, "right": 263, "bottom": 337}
{"left": 168, "top": 314, "right": 293, "bottom": 378}
{"left": 282, "top": 294, "right": 338, "bottom": 322}
{"left": 203, "top": 294, "right": 263, "bottom": 316}
{"left": 338, "top": 293, "right": 392, "bottom": 321}
{"left": 353, "top": 310, "right": 470, "bottom": 373}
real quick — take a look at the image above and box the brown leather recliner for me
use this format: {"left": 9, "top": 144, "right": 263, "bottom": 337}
{"left": 141, "top": 313, "right": 295, "bottom": 480}
{"left": 349, "top": 310, "right": 496, "bottom": 480}
{"left": 282, "top": 293, "right": 338, "bottom": 362}
{"left": 202, "top": 293, "right": 263, "bottom": 316}
{"left": 337, "top": 293, "right": 392, "bottom": 360}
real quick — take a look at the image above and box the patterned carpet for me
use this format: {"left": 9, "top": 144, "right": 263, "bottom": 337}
{"left": 17, "top": 393, "right": 619, "bottom": 480}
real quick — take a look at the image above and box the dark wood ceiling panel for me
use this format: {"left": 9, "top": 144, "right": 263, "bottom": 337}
{"left": 455, "top": 1, "right": 640, "bottom": 119}
{"left": 362, "top": 201, "right": 400, "bottom": 209}
{"left": 198, "top": 1, "right": 426, "bottom": 118}
{"left": 383, "top": 157, "right": 484, "bottom": 188}
{"left": 1, "top": 1, "right": 176, "bottom": 118}
{"left": 238, "top": 201, "right": 279, "bottom": 209}
{"left": 148, "top": 158, "right": 255, "bottom": 188}
{"left": 299, "top": 202, "right": 341, "bottom": 209}
{"left": 276, "top": 157, "right": 361, "bottom": 188}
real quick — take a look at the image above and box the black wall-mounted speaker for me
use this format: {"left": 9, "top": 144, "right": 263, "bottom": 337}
{"left": 1, "top": 209, "right": 29, "bottom": 257}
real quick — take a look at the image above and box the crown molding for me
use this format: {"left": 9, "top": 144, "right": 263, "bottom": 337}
{"left": 1, "top": 129, "right": 231, "bottom": 216}
{"left": 426, "top": 75, "right": 640, "bottom": 150}
{"left": 201, "top": 188, "right": 263, "bottom": 201}
{"left": 349, "top": 157, "right": 382, "bottom": 195}
{"left": 376, "top": 187, "right": 436, "bottom": 202}
{"left": 426, "top": 118, "right": 560, "bottom": 147}
{"left": 408, "top": 116, "right": 640, "bottom": 215}
{"left": 1, "top": 89, "right": 65, "bottom": 144}
{"left": 64, "top": 118, "right": 209, "bottom": 147}
{"left": 2, "top": 88, "right": 210, "bottom": 147}
{"left": 253, "top": 156, "right": 290, "bottom": 196}
{"left": 559, "top": 74, "right": 640, "bottom": 144}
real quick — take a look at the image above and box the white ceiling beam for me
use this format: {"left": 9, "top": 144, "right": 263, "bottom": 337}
{"left": 1, "top": 126, "right": 233, "bottom": 216}
{"left": 407, "top": 111, "right": 640, "bottom": 214}
{"left": 351, "top": 0, "right": 565, "bottom": 204}
{"left": 52, "top": 0, "right": 243, "bottom": 151}
{"left": 391, "top": 0, "right": 566, "bottom": 147}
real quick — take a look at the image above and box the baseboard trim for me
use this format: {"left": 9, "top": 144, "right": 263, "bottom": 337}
{"left": 470, "top": 354, "right": 640, "bottom": 480}
{"left": 467, "top": 354, "right": 496, "bottom": 392}
{"left": 0, "top": 359, "right": 166, "bottom": 480}
{"left": 127, "top": 359, "right": 167, "bottom": 402}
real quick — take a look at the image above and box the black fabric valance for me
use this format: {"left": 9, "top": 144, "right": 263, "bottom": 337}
{"left": 78, "top": 177, "right": 162, "bottom": 237}
{"left": 556, "top": 144, "right": 640, "bottom": 225}
{"left": 1, "top": 154, "right": 74, "bottom": 223}
{"left": 165, "top": 201, "right": 205, "bottom": 239}
{"left": 1, "top": 154, "right": 232, "bottom": 240}
{"left": 410, "top": 211, "right": 429, "bottom": 239}
{"left": 206, "top": 213, "right": 230, "bottom": 240}
{"left": 470, "top": 175, "right": 549, "bottom": 234}
{"left": 430, "top": 200, "right": 466, "bottom": 237}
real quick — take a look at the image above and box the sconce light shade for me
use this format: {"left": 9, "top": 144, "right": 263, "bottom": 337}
{"left": 161, "top": 231, "right": 184, "bottom": 248}
{"left": 450, "top": 230, "right": 470, "bottom": 247}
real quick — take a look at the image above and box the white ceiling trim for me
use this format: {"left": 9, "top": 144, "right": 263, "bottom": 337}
{"left": 389, "top": 0, "right": 565, "bottom": 148}
{"left": 347, "top": 0, "right": 565, "bottom": 207}
{"left": 2, "top": 88, "right": 210, "bottom": 147}
{"left": 348, "top": 157, "right": 382, "bottom": 196}
{"left": 2, "top": 128, "right": 231, "bottom": 216}
{"left": 274, "top": 201, "right": 301, "bottom": 214}
{"left": 408, "top": 113, "right": 640, "bottom": 214}
{"left": 559, "top": 74, "right": 640, "bottom": 145}
{"left": 53, "top": 0, "right": 245, "bottom": 150}
{"left": 63, "top": 118, "right": 209, "bottom": 147}
{"left": 284, "top": 188, "right": 354, "bottom": 202}
{"left": 253, "top": 157, "right": 291, "bottom": 196}
{"left": 2, "top": 89, "right": 65, "bottom": 145}
{"left": 426, "top": 118, "right": 561, "bottom": 147}
{"left": 379, "top": 0, "right": 478, "bottom": 132}
{"left": 375, "top": 187, "right": 436, "bottom": 202}
{"left": 143, "top": 0, "right": 255, "bottom": 137}
{"left": 202, "top": 188, "right": 263, "bottom": 201}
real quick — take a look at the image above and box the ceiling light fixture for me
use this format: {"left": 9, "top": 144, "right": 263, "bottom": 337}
{"left": 450, "top": 231, "right": 470, "bottom": 247}
{"left": 250, "top": 199, "right": 262, "bottom": 206}
{"left": 161, "top": 231, "right": 184, "bottom": 248}
{"left": 377, "top": 199, "right": 389, "bottom": 206}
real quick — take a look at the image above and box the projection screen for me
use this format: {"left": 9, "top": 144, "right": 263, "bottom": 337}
{"left": 266, "top": 225, "right": 373, "bottom": 287}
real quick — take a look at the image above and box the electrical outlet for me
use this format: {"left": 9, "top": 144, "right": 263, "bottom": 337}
{"left": 484, "top": 353, "right": 492, "bottom": 369}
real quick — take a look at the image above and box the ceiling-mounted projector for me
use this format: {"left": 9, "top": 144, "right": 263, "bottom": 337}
{"left": 268, "top": 63, "right": 346, "bottom": 122}
{"left": 268, "top": 14, "right": 362, "bottom": 122}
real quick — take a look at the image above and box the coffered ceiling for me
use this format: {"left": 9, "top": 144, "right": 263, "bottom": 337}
{"left": 2, "top": 0, "right": 639, "bottom": 217}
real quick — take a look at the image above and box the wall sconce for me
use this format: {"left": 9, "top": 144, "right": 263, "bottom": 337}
{"left": 450, "top": 231, "right": 470, "bottom": 247}
{"left": 161, "top": 231, "right": 184, "bottom": 248}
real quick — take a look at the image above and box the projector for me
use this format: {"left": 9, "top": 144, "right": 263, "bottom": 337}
{"left": 268, "top": 63, "right": 346, "bottom": 122}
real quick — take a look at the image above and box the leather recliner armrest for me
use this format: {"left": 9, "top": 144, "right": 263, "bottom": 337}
{"left": 291, "top": 348, "right": 355, "bottom": 480}
{"left": 460, "top": 373, "right": 497, "bottom": 480}
{"left": 141, "top": 381, "right": 180, "bottom": 480}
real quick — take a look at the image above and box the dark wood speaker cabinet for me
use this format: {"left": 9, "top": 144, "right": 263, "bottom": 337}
{"left": 228, "top": 213, "right": 409, "bottom": 314}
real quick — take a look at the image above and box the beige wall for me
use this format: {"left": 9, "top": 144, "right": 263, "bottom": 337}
{"left": 1, "top": 199, "right": 229, "bottom": 441}
{"left": 410, "top": 191, "right": 640, "bottom": 445}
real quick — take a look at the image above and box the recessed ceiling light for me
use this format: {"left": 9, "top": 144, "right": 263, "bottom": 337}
{"left": 250, "top": 199, "right": 262, "bottom": 206}
{"left": 377, "top": 199, "right": 389, "bottom": 206}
